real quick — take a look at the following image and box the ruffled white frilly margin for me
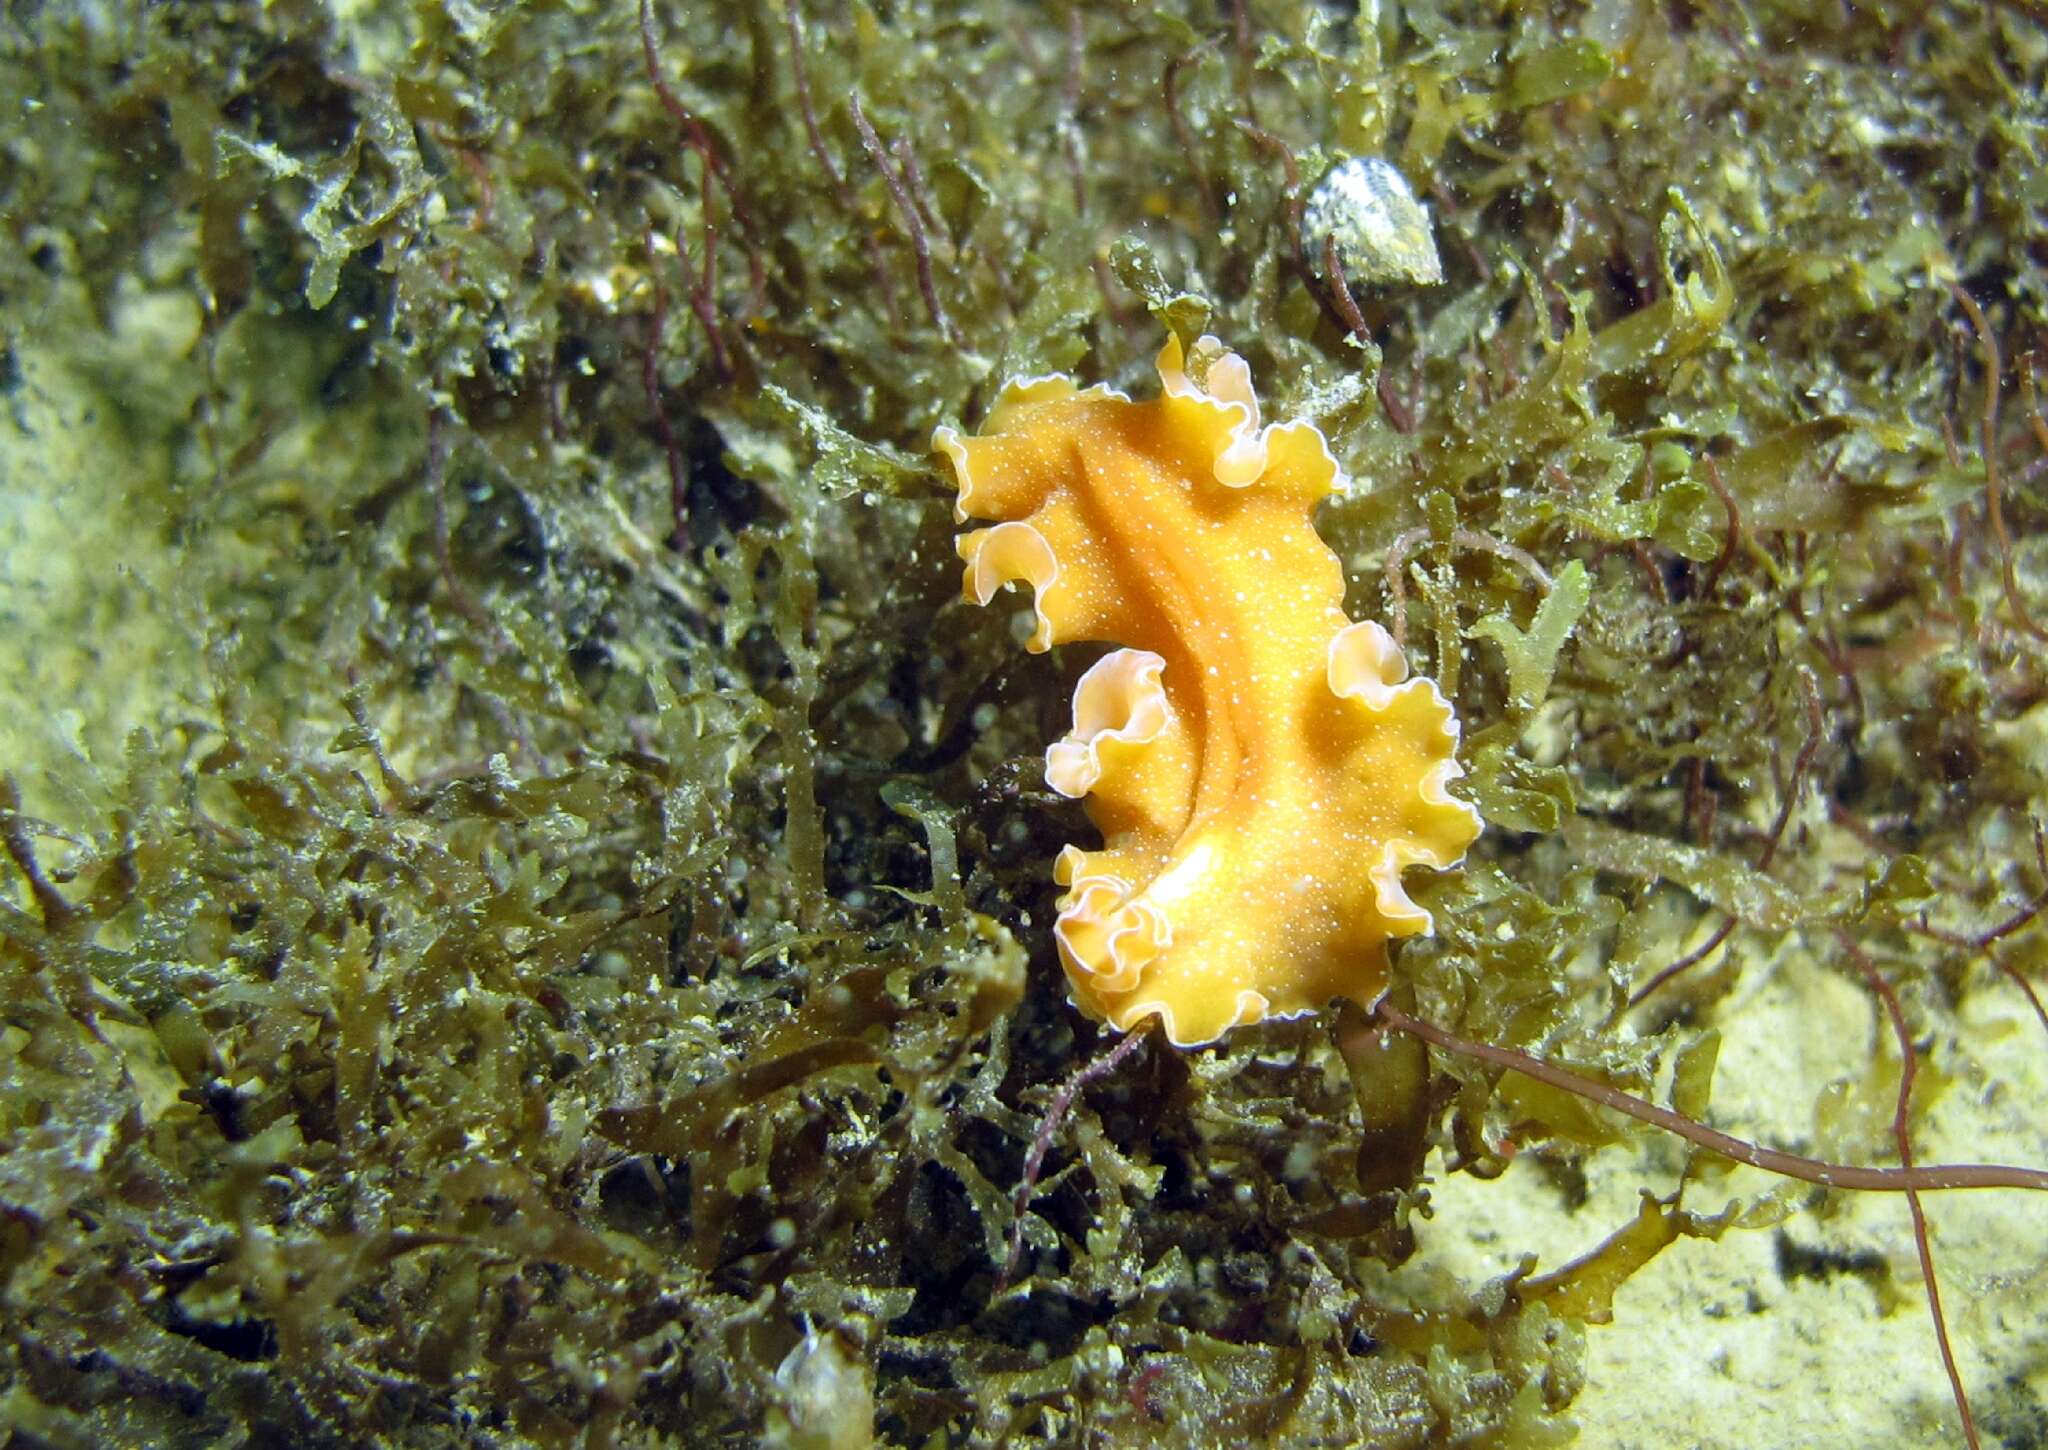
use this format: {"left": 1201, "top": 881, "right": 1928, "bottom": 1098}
{"left": 1325, "top": 618, "right": 1480, "bottom": 937}
{"left": 1042, "top": 624, "right": 1480, "bottom": 1047}
{"left": 1156, "top": 334, "right": 1306, "bottom": 488}
{"left": 1041, "top": 650, "right": 1174, "bottom": 998}
{"left": 930, "top": 337, "right": 1349, "bottom": 654}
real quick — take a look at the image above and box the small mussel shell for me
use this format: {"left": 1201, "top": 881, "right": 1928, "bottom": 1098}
{"left": 1301, "top": 156, "right": 1444, "bottom": 289}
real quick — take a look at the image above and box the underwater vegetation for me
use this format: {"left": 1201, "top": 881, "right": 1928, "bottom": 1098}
{"left": 2, "top": 0, "right": 2047, "bottom": 1445}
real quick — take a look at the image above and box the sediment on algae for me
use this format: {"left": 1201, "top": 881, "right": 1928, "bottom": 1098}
{"left": 0, "top": 2, "right": 2044, "bottom": 1446}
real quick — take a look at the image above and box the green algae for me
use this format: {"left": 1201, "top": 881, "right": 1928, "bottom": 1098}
{"left": 1, "top": 1, "right": 2046, "bottom": 1445}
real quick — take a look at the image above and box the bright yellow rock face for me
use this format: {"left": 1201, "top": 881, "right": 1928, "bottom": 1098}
{"left": 934, "top": 335, "right": 1481, "bottom": 1046}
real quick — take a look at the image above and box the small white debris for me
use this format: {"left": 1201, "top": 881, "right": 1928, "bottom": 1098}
{"left": 1301, "top": 157, "right": 1444, "bottom": 289}
{"left": 764, "top": 1328, "right": 875, "bottom": 1450}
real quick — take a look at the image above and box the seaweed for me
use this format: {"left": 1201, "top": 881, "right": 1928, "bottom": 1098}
{"left": 1, "top": 0, "right": 2046, "bottom": 1445}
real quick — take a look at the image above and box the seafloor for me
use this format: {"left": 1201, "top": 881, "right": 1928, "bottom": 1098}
{"left": 2, "top": 2, "right": 2046, "bottom": 1447}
